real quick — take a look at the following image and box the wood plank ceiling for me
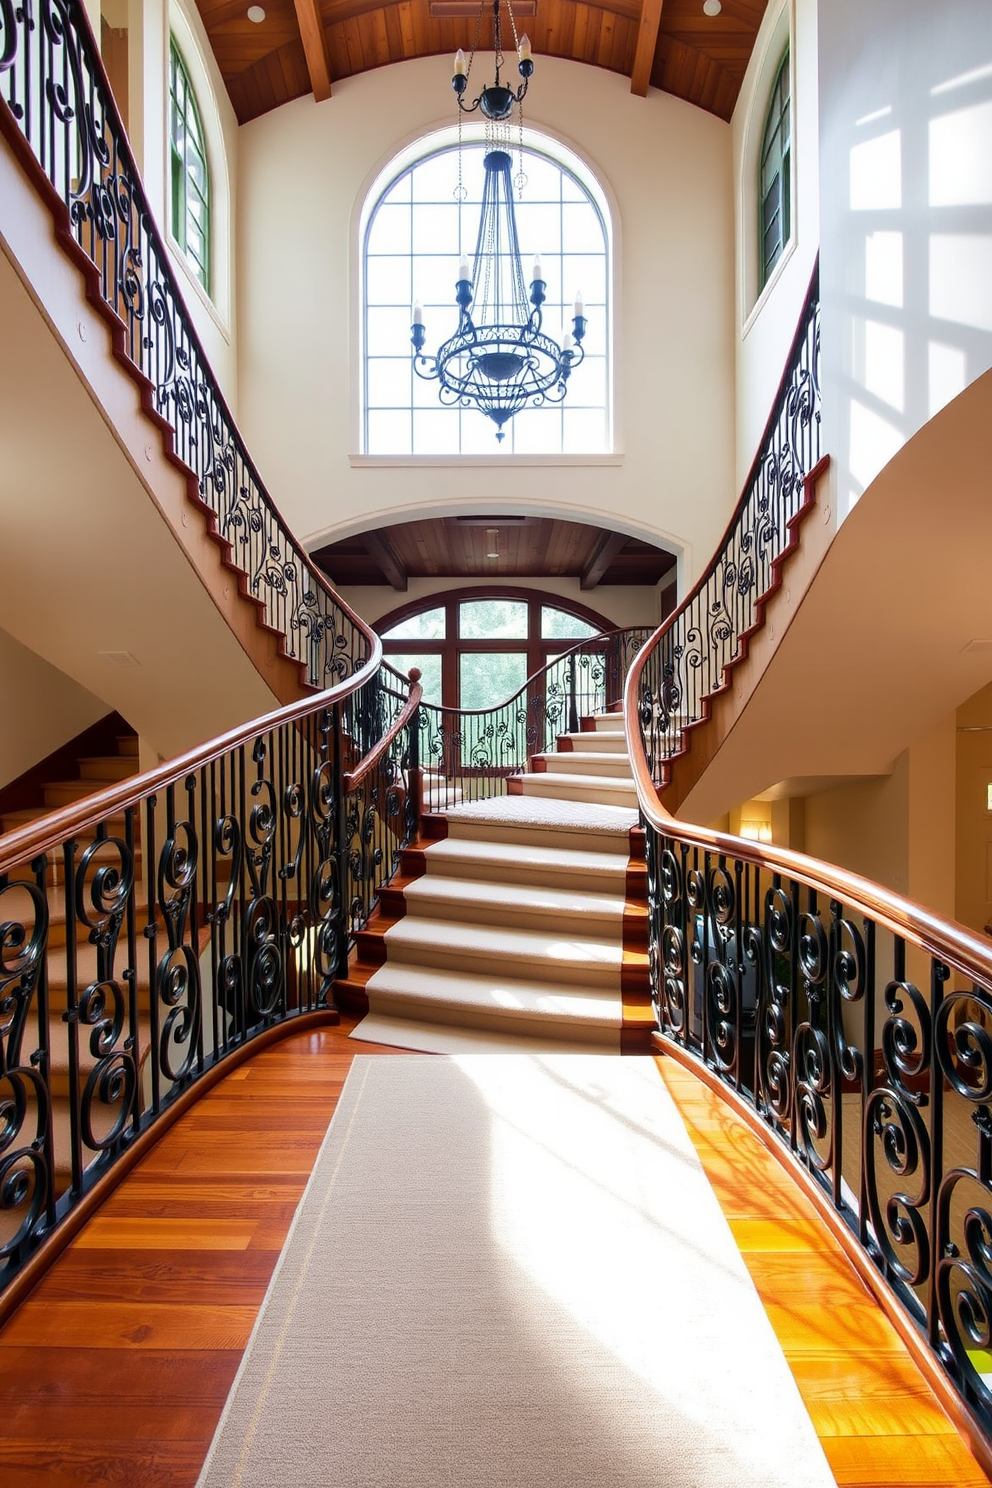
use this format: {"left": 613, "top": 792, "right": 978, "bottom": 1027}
{"left": 194, "top": 0, "right": 769, "bottom": 126}
{"left": 311, "top": 515, "right": 679, "bottom": 591}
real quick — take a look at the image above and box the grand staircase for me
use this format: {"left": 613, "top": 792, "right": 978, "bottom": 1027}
{"left": 336, "top": 714, "right": 654, "bottom": 1053}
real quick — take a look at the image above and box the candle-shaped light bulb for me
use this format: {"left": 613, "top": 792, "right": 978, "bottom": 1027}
{"left": 453, "top": 47, "right": 467, "bottom": 76}
{"left": 574, "top": 291, "right": 584, "bottom": 319}
{"left": 532, "top": 254, "right": 543, "bottom": 283}
{"left": 563, "top": 332, "right": 573, "bottom": 352}
{"left": 458, "top": 255, "right": 471, "bottom": 282}
{"left": 518, "top": 33, "right": 532, "bottom": 62}
{"left": 412, "top": 300, "right": 423, "bottom": 325}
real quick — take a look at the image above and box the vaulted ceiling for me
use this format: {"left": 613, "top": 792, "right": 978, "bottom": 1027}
{"left": 194, "top": 0, "right": 769, "bottom": 126}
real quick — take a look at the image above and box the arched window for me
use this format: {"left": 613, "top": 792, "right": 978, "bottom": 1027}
{"left": 377, "top": 589, "right": 614, "bottom": 711}
{"left": 759, "top": 50, "right": 791, "bottom": 291}
{"left": 363, "top": 131, "right": 611, "bottom": 456}
{"left": 169, "top": 37, "right": 210, "bottom": 294}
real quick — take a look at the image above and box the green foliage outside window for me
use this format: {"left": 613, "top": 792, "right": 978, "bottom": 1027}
{"left": 169, "top": 39, "right": 210, "bottom": 294}
{"left": 759, "top": 51, "right": 791, "bottom": 291}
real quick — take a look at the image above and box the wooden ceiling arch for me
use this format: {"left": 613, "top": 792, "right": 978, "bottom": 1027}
{"left": 193, "top": 0, "right": 770, "bottom": 126}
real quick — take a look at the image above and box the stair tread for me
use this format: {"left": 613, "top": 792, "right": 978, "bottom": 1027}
{"left": 444, "top": 796, "right": 639, "bottom": 845}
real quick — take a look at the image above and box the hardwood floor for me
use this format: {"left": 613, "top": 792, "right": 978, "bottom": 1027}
{"left": 0, "top": 1021, "right": 988, "bottom": 1487}
{"left": 657, "top": 1055, "right": 992, "bottom": 1488}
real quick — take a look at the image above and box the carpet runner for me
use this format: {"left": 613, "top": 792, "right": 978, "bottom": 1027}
{"left": 195, "top": 1055, "right": 836, "bottom": 1488}
{"left": 350, "top": 716, "right": 647, "bottom": 1055}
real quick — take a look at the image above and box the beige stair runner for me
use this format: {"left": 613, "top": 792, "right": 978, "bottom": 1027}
{"left": 351, "top": 715, "right": 648, "bottom": 1055}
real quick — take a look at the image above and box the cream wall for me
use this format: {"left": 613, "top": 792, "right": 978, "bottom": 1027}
{"left": 731, "top": 0, "right": 820, "bottom": 490}
{"left": 0, "top": 629, "right": 109, "bottom": 791}
{"left": 955, "top": 682, "right": 992, "bottom": 935}
{"left": 801, "top": 713, "right": 956, "bottom": 916}
{"left": 235, "top": 56, "right": 735, "bottom": 588}
{"left": 818, "top": 0, "right": 992, "bottom": 521}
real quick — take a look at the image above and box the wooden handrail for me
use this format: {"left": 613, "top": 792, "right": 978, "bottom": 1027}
{"left": 0, "top": 639, "right": 382, "bottom": 878}
{"left": 343, "top": 670, "right": 423, "bottom": 794}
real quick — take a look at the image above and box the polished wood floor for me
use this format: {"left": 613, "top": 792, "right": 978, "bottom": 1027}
{"left": 0, "top": 1019, "right": 989, "bottom": 1487}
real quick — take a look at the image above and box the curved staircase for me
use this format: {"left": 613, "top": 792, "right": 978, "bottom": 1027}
{"left": 336, "top": 714, "right": 654, "bottom": 1054}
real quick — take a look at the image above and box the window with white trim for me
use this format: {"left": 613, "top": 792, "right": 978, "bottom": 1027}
{"left": 363, "top": 134, "right": 611, "bottom": 456}
{"left": 169, "top": 37, "right": 210, "bottom": 294}
{"left": 759, "top": 50, "right": 791, "bottom": 292}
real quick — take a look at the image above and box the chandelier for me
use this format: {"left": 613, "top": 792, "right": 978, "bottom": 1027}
{"left": 410, "top": 0, "right": 587, "bottom": 441}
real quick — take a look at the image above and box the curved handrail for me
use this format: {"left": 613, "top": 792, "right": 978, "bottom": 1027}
{"left": 634, "top": 264, "right": 821, "bottom": 784}
{"left": 0, "top": 0, "right": 371, "bottom": 688}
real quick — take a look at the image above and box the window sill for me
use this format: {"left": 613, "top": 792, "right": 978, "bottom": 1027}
{"left": 350, "top": 452, "right": 624, "bottom": 469}
{"left": 741, "top": 234, "right": 798, "bottom": 340}
{"left": 166, "top": 234, "right": 231, "bottom": 342}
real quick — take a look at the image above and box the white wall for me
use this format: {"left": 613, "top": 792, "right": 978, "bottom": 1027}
{"left": 818, "top": 0, "right": 992, "bottom": 520}
{"left": 732, "top": 0, "right": 820, "bottom": 489}
{"left": 235, "top": 57, "right": 736, "bottom": 591}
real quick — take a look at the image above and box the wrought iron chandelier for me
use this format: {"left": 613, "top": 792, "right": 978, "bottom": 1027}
{"left": 410, "top": 0, "right": 587, "bottom": 441}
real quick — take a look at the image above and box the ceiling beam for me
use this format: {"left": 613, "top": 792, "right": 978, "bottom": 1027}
{"left": 580, "top": 530, "right": 627, "bottom": 590}
{"left": 294, "top": 0, "right": 333, "bottom": 103}
{"left": 361, "top": 530, "right": 408, "bottom": 591}
{"left": 630, "top": 0, "right": 664, "bottom": 98}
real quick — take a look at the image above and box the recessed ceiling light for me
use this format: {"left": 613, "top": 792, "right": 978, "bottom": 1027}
{"left": 247, "top": 5, "right": 266, "bottom": 22}
{"left": 703, "top": 0, "right": 722, "bottom": 15}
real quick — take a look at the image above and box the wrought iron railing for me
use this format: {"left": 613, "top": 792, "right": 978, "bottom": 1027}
{"left": 0, "top": 0, "right": 365, "bottom": 687}
{"left": 0, "top": 662, "right": 421, "bottom": 1309}
{"left": 636, "top": 267, "right": 821, "bottom": 783}
{"left": 418, "top": 627, "right": 650, "bottom": 810}
{"left": 625, "top": 759, "right": 992, "bottom": 1445}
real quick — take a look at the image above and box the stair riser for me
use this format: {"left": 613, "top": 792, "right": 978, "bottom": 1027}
{"left": 415, "top": 855, "right": 628, "bottom": 896}
{"left": 382, "top": 938, "right": 622, "bottom": 989}
{"left": 366, "top": 990, "right": 620, "bottom": 1043}
{"left": 400, "top": 893, "right": 625, "bottom": 940}
{"left": 78, "top": 758, "right": 137, "bottom": 782}
{"left": 557, "top": 734, "right": 629, "bottom": 754}
{"left": 531, "top": 755, "right": 633, "bottom": 778}
{"left": 398, "top": 851, "right": 624, "bottom": 892}
{"left": 444, "top": 819, "right": 636, "bottom": 855}
{"left": 508, "top": 777, "right": 639, "bottom": 809}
